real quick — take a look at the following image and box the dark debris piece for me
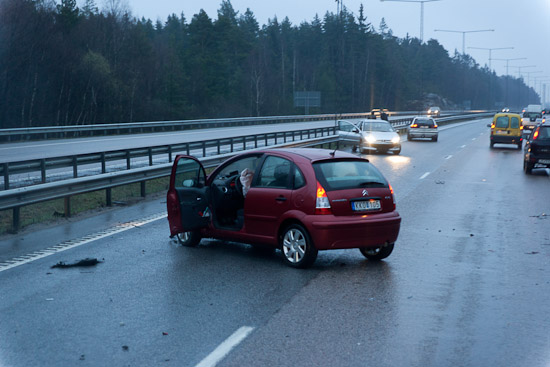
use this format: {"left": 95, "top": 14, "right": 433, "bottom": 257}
{"left": 51, "top": 258, "right": 103, "bottom": 269}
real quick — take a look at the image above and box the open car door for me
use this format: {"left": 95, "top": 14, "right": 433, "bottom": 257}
{"left": 337, "top": 120, "right": 362, "bottom": 144}
{"left": 166, "top": 155, "right": 210, "bottom": 237}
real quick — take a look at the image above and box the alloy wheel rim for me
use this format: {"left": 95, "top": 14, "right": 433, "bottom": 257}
{"left": 283, "top": 229, "right": 306, "bottom": 263}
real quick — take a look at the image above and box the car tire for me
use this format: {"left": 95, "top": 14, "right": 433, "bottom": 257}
{"left": 280, "top": 224, "right": 318, "bottom": 268}
{"left": 175, "top": 231, "right": 202, "bottom": 247}
{"left": 393, "top": 148, "right": 401, "bottom": 155}
{"left": 432, "top": 136, "right": 438, "bottom": 142}
{"left": 517, "top": 142, "right": 522, "bottom": 150}
{"left": 407, "top": 133, "right": 412, "bottom": 141}
{"left": 523, "top": 159, "right": 533, "bottom": 174}
{"left": 359, "top": 242, "right": 394, "bottom": 261}
{"left": 490, "top": 141, "right": 494, "bottom": 149}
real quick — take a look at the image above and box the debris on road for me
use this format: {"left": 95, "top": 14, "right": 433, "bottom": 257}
{"left": 51, "top": 258, "right": 103, "bottom": 269}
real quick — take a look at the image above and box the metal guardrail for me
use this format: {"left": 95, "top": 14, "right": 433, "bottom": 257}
{"left": 0, "top": 110, "right": 485, "bottom": 142}
{"left": 0, "top": 135, "right": 340, "bottom": 232}
{"left": 1, "top": 127, "right": 337, "bottom": 190}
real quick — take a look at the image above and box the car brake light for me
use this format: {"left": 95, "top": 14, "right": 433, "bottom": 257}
{"left": 433, "top": 124, "right": 438, "bottom": 128}
{"left": 411, "top": 124, "right": 418, "bottom": 128}
{"left": 533, "top": 130, "right": 539, "bottom": 140}
{"left": 491, "top": 124, "right": 495, "bottom": 129}
{"left": 389, "top": 184, "right": 396, "bottom": 210}
{"left": 315, "top": 181, "right": 332, "bottom": 215}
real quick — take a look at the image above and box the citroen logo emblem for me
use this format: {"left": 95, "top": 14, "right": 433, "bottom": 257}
{"left": 362, "top": 189, "right": 368, "bottom": 196}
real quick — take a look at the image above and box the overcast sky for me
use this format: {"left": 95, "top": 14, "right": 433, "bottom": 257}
{"left": 90, "top": 0, "right": 550, "bottom": 99}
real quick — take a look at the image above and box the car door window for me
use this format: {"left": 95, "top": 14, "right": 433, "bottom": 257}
{"left": 256, "top": 156, "right": 291, "bottom": 189}
{"left": 495, "top": 116, "right": 509, "bottom": 128}
{"left": 338, "top": 120, "right": 358, "bottom": 133}
{"left": 175, "top": 158, "right": 205, "bottom": 188}
{"left": 293, "top": 166, "right": 306, "bottom": 189}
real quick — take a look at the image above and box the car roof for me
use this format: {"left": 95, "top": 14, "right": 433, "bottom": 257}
{"left": 259, "top": 148, "right": 363, "bottom": 162}
{"left": 494, "top": 113, "right": 521, "bottom": 118}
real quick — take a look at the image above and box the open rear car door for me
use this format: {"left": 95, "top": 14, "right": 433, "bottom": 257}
{"left": 167, "top": 155, "right": 210, "bottom": 237}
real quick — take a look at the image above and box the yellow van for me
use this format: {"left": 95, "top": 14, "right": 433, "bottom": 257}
{"left": 489, "top": 113, "right": 523, "bottom": 149}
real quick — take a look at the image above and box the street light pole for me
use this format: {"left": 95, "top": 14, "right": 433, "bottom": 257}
{"left": 492, "top": 57, "right": 527, "bottom": 106}
{"left": 434, "top": 29, "right": 494, "bottom": 54}
{"left": 523, "top": 71, "right": 543, "bottom": 104}
{"left": 380, "top": 0, "right": 442, "bottom": 42}
{"left": 510, "top": 65, "right": 536, "bottom": 108}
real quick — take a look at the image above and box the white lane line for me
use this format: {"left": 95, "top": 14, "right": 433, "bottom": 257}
{"left": 196, "top": 326, "right": 255, "bottom": 367}
{"left": 472, "top": 137, "right": 477, "bottom": 141}
{"left": 0, "top": 212, "right": 167, "bottom": 273}
{"left": 461, "top": 145, "right": 466, "bottom": 148}
{"left": 420, "top": 172, "right": 430, "bottom": 180}
{"left": 445, "top": 155, "right": 453, "bottom": 160}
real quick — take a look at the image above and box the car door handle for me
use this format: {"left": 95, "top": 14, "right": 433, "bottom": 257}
{"left": 275, "top": 196, "right": 287, "bottom": 202}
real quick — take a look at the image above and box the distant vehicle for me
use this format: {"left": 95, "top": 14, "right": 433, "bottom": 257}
{"left": 370, "top": 108, "right": 389, "bottom": 118}
{"left": 166, "top": 148, "right": 401, "bottom": 268}
{"left": 407, "top": 117, "right": 438, "bottom": 141}
{"left": 427, "top": 106, "right": 441, "bottom": 117}
{"left": 489, "top": 113, "right": 523, "bottom": 149}
{"left": 523, "top": 120, "right": 550, "bottom": 174}
{"left": 501, "top": 107, "right": 510, "bottom": 113}
{"left": 338, "top": 119, "right": 401, "bottom": 155}
{"left": 522, "top": 111, "right": 543, "bottom": 131}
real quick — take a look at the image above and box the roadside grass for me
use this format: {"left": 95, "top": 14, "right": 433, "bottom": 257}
{"left": 0, "top": 177, "right": 170, "bottom": 236}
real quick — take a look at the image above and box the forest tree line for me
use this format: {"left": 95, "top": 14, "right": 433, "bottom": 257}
{"left": 0, "top": 0, "right": 539, "bottom": 128}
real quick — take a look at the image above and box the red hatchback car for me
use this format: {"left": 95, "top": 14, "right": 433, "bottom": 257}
{"left": 166, "top": 148, "right": 401, "bottom": 268}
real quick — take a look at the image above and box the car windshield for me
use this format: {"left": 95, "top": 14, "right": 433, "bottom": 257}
{"left": 313, "top": 160, "right": 387, "bottom": 191}
{"left": 362, "top": 121, "right": 393, "bottom": 132}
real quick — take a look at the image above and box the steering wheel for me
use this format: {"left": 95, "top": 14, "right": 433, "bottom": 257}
{"left": 233, "top": 175, "right": 244, "bottom": 197}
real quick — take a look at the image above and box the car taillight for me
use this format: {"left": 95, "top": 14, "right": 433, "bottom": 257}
{"left": 315, "top": 181, "right": 332, "bottom": 215}
{"left": 491, "top": 124, "right": 495, "bottom": 129}
{"left": 411, "top": 124, "right": 418, "bottom": 128}
{"left": 389, "top": 184, "right": 396, "bottom": 211}
{"left": 533, "top": 130, "right": 539, "bottom": 140}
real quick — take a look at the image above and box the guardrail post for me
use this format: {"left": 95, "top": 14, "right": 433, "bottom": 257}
{"left": 40, "top": 159, "right": 46, "bottom": 183}
{"left": 140, "top": 182, "right": 146, "bottom": 197}
{"left": 202, "top": 141, "right": 206, "bottom": 157}
{"left": 243, "top": 137, "right": 246, "bottom": 151}
{"left": 126, "top": 151, "right": 131, "bottom": 169}
{"left": 64, "top": 197, "right": 71, "bottom": 217}
{"left": 230, "top": 139, "right": 234, "bottom": 153}
{"left": 284, "top": 132, "right": 287, "bottom": 143}
{"left": 217, "top": 141, "right": 221, "bottom": 155}
{"left": 254, "top": 136, "right": 258, "bottom": 148}
{"left": 101, "top": 153, "right": 106, "bottom": 173}
{"left": 72, "top": 157, "right": 78, "bottom": 178}
{"left": 168, "top": 146, "right": 173, "bottom": 162}
{"left": 186, "top": 143, "right": 190, "bottom": 156}
{"left": 106, "top": 189, "right": 112, "bottom": 206}
{"left": 3, "top": 163, "right": 9, "bottom": 190}
{"left": 11, "top": 207, "right": 20, "bottom": 233}
{"left": 148, "top": 148, "right": 153, "bottom": 166}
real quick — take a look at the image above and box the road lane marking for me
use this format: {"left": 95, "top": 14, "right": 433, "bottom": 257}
{"left": 445, "top": 155, "right": 453, "bottom": 160}
{"left": 0, "top": 212, "right": 167, "bottom": 273}
{"left": 472, "top": 138, "right": 477, "bottom": 141}
{"left": 196, "top": 326, "right": 255, "bottom": 367}
{"left": 461, "top": 145, "right": 466, "bottom": 148}
{"left": 420, "top": 172, "right": 430, "bottom": 180}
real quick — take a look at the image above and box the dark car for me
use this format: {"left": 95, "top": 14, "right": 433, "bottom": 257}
{"left": 166, "top": 148, "right": 401, "bottom": 268}
{"left": 523, "top": 121, "right": 550, "bottom": 174}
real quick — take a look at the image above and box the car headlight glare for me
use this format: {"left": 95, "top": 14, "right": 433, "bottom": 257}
{"left": 365, "top": 135, "right": 376, "bottom": 144}
{"left": 391, "top": 136, "right": 400, "bottom": 144}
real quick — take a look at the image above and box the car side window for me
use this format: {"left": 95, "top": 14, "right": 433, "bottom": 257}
{"left": 510, "top": 117, "right": 520, "bottom": 129}
{"left": 175, "top": 158, "right": 205, "bottom": 188}
{"left": 256, "top": 156, "right": 292, "bottom": 189}
{"left": 293, "top": 166, "right": 306, "bottom": 189}
{"left": 338, "top": 120, "right": 357, "bottom": 133}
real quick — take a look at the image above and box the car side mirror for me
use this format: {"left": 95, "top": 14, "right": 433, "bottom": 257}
{"left": 353, "top": 128, "right": 359, "bottom": 133}
{"left": 487, "top": 124, "right": 492, "bottom": 128}
{"left": 183, "top": 179, "right": 195, "bottom": 187}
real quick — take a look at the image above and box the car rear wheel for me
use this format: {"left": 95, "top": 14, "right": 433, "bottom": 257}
{"left": 280, "top": 224, "right": 318, "bottom": 268}
{"left": 432, "top": 136, "right": 438, "bottom": 142}
{"left": 176, "top": 231, "right": 201, "bottom": 247}
{"left": 359, "top": 242, "right": 394, "bottom": 261}
{"left": 523, "top": 159, "right": 533, "bottom": 174}
{"left": 490, "top": 141, "right": 494, "bottom": 149}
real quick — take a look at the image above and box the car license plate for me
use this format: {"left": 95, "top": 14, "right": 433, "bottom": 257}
{"left": 539, "top": 159, "right": 550, "bottom": 164}
{"left": 352, "top": 199, "right": 381, "bottom": 211}
{"left": 495, "top": 130, "right": 508, "bottom": 135}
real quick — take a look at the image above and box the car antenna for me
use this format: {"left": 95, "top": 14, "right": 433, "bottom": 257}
{"left": 330, "top": 148, "right": 337, "bottom": 157}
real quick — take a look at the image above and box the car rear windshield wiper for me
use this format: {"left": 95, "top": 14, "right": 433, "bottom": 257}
{"left": 358, "top": 181, "right": 385, "bottom": 187}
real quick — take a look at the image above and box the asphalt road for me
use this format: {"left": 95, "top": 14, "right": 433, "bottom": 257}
{"left": 1, "top": 118, "right": 549, "bottom": 366}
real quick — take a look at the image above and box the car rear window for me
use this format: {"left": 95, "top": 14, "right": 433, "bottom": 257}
{"left": 313, "top": 160, "right": 388, "bottom": 191}
{"left": 414, "top": 118, "right": 434, "bottom": 127}
{"left": 511, "top": 117, "right": 520, "bottom": 128}
{"left": 538, "top": 126, "right": 550, "bottom": 139}
{"left": 495, "top": 116, "right": 509, "bottom": 128}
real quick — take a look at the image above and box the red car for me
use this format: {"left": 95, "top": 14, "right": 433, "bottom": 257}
{"left": 167, "top": 148, "right": 401, "bottom": 268}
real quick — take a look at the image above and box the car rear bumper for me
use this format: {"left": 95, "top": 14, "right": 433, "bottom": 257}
{"left": 408, "top": 130, "right": 438, "bottom": 138}
{"left": 491, "top": 135, "right": 522, "bottom": 144}
{"left": 308, "top": 211, "right": 401, "bottom": 250}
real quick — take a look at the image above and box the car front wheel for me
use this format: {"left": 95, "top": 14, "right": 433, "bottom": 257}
{"left": 280, "top": 224, "right": 318, "bottom": 268}
{"left": 175, "top": 231, "right": 201, "bottom": 247}
{"left": 359, "top": 242, "right": 394, "bottom": 261}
